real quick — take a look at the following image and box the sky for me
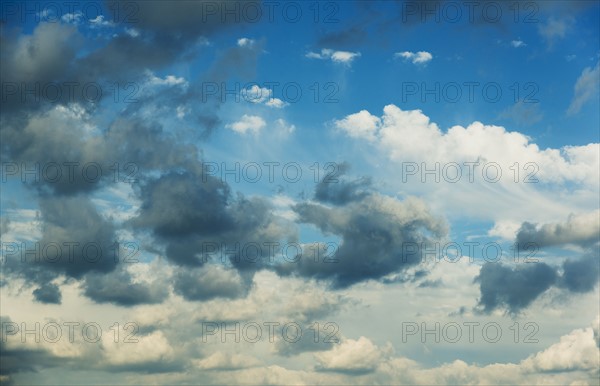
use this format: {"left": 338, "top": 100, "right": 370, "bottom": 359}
{"left": 0, "top": 0, "right": 599, "bottom": 385}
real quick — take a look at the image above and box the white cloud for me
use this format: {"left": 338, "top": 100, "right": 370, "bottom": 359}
{"left": 89, "top": 15, "right": 115, "bottom": 28}
{"left": 144, "top": 71, "right": 188, "bottom": 88}
{"left": 539, "top": 17, "right": 570, "bottom": 42}
{"left": 395, "top": 51, "right": 433, "bottom": 64}
{"left": 241, "top": 85, "right": 288, "bottom": 108}
{"left": 265, "top": 98, "right": 287, "bottom": 108}
{"left": 274, "top": 118, "right": 295, "bottom": 135}
{"left": 237, "top": 38, "right": 255, "bottom": 47}
{"left": 195, "top": 352, "right": 260, "bottom": 370}
{"left": 125, "top": 27, "right": 140, "bottom": 38}
{"left": 315, "top": 336, "right": 393, "bottom": 373}
{"left": 101, "top": 331, "right": 174, "bottom": 366}
{"left": 61, "top": 11, "right": 84, "bottom": 25}
{"left": 522, "top": 326, "right": 599, "bottom": 372}
{"left": 568, "top": 62, "right": 600, "bottom": 115}
{"left": 511, "top": 39, "right": 527, "bottom": 48}
{"left": 226, "top": 114, "right": 266, "bottom": 135}
{"left": 242, "top": 85, "right": 272, "bottom": 103}
{"left": 334, "top": 105, "right": 599, "bottom": 223}
{"left": 306, "top": 48, "right": 361, "bottom": 65}
{"left": 333, "top": 110, "right": 381, "bottom": 142}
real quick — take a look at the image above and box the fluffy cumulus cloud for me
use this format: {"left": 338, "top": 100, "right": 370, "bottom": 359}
{"left": 475, "top": 262, "right": 558, "bottom": 314}
{"left": 334, "top": 105, "right": 599, "bottom": 224}
{"left": 276, "top": 189, "right": 448, "bottom": 288}
{"left": 306, "top": 48, "right": 361, "bottom": 65}
{"left": 314, "top": 337, "right": 393, "bottom": 374}
{"left": 516, "top": 210, "right": 600, "bottom": 248}
{"left": 226, "top": 114, "right": 267, "bottom": 135}
{"left": 335, "top": 105, "right": 599, "bottom": 187}
{"left": 394, "top": 51, "right": 433, "bottom": 64}
{"left": 476, "top": 211, "right": 600, "bottom": 313}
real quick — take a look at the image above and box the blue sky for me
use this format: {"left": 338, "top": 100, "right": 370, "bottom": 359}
{"left": 1, "top": 1, "right": 599, "bottom": 385}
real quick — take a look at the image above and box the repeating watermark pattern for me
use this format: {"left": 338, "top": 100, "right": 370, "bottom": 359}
{"left": 1, "top": 321, "right": 139, "bottom": 343}
{"left": 0, "top": 241, "right": 140, "bottom": 264}
{"left": 0, "top": 1, "right": 340, "bottom": 25}
{"left": 400, "top": 1, "right": 540, "bottom": 24}
{"left": 202, "top": 82, "right": 340, "bottom": 104}
{"left": 201, "top": 161, "right": 343, "bottom": 184}
{"left": 201, "top": 321, "right": 340, "bottom": 343}
{"left": 401, "top": 82, "right": 539, "bottom": 104}
{"left": 402, "top": 241, "right": 539, "bottom": 264}
{"left": 1, "top": 162, "right": 139, "bottom": 184}
{"left": 400, "top": 162, "right": 539, "bottom": 183}
{"left": 197, "top": 241, "right": 340, "bottom": 264}
{"left": 401, "top": 321, "right": 540, "bottom": 343}
{"left": 1, "top": 82, "right": 140, "bottom": 104}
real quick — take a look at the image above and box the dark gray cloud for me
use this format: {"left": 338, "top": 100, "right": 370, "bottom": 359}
{"left": 314, "top": 162, "right": 372, "bottom": 205}
{"left": 0, "top": 317, "right": 63, "bottom": 384}
{"left": 32, "top": 283, "right": 62, "bottom": 304}
{"left": 475, "top": 262, "right": 558, "bottom": 314}
{"left": 37, "top": 195, "right": 117, "bottom": 278}
{"left": 276, "top": 194, "right": 447, "bottom": 288}
{"left": 130, "top": 171, "right": 231, "bottom": 240}
{"left": 316, "top": 24, "right": 370, "bottom": 49}
{"left": 516, "top": 214, "right": 600, "bottom": 249}
{"left": 1, "top": 196, "right": 167, "bottom": 307}
{"left": 107, "top": 0, "right": 244, "bottom": 39}
{"left": 129, "top": 171, "right": 295, "bottom": 269}
{"left": 560, "top": 253, "right": 599, "bottom": 293}
{"left": 492, "top": 213, "right": 600, "bottom": 311}
{"left": 274, "top": 324, "right": 337, "bottom": 356}
{"left": 172, "top": 265, "right": 249, "bottom": 301}
{"left": 83, "top": 269, "right": 169, "bottom": 306}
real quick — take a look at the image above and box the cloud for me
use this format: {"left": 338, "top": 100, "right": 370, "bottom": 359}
{"left": 237, "top": 38, "right": 255, "bottom": 47}
{"left": 129, "top": 171, "right": 295, "bottom": 269}
{"left": 2, "top": 195, "right": 118, "bottom": 282}
{"left": 32, "top": 283, "right": 62, "bottom": 304}
{"left": 560, "top": 253, "right": 600, "bottom": 293}
{"left": 277, "top": 194, "right": 448, "bottom": 288}
{"left": 306, "top": 49, "right": 361, "bottom": 65}
{"left": 516, "top": 210, "right": 600, "bottom": 249}
{"left": 195, "top": 352, "right": 260, "bottom": 370}
{"left": 498, "top": 101, "right": 543, "bottom": 126}
{"left": 241, "top": 85, "right": 287, "bottom": 108}
{"left": 83, "top": 268, "right": 169, "bottom": 306}
{"left": 475, "top": 262, "right": 558, "bottom": 314}
{"left": 394, "top": 51, "right": 433, "bottom": 64}
{"left": 336, "top": 105, "right": 599, "bottom": 187}
{"left": 0, "top": 217, "right": 10, "bottom": 238}
{"left": 313, "top": 163, "right": 372, "bottom": 205}
{"left": 334, "top": 110, "right": 381, "bottom": 141}
{"left": 334, "top": 105, "right": 599, "bottom": 223}
{"left": 567, "top": 62, "right": 600, "bottom": 115}
{"left": 522, "top": 326, "right": 599, "bottom": 372}
{"left": 476, "top": 218, "right": 599, "bottom": 313}
{"left": 226, "top": 114, "right": 266, "bottom": 135}
{"left": 538, "top": 17, "right": 572, "bottom": 44}
{"left": 315, "top": 337, "right": 392, "bottom": 374}
{"left": 510, "top": 39, "right": 527, "bottom": 48}
{"left": 172, "top": 264, "right": 249, "bottom": 301}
